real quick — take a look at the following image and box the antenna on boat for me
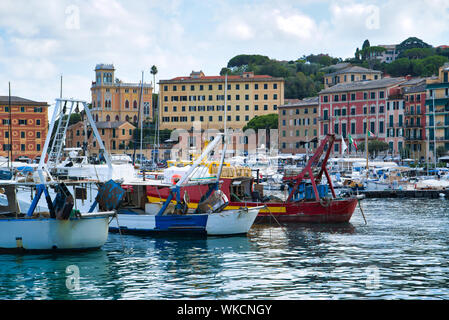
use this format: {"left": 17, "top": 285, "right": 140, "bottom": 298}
{"left": 8, "top": 82, "right": 12, "bottom": 169}
{"left": 216, "top": 73, "right": 228, "bottom": 186}
{"left": 139, "top": 71, "right": 144, "bottom": 167}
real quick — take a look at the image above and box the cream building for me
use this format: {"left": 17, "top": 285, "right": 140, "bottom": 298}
{"left": 158, "top": 71, "right": 284, "bottom": 131}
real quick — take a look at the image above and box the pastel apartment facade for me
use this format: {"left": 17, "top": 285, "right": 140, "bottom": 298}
{"left": 324, "top": 65, "right": 382, "bottom": 89}
{"left": 278, "top": 97, "right": 319, "bottom": 154}
{"left": 90, "top": 64, "right": 153, "bottom": 124}
{"left": 402, "top": 79, "right": 427, "bottom": 161}
{"left": 158, "top": 71, "right": 284, "bottom": 131}
{"left": 319, "top": 77, "right": 407, "bottom": 155}
{"left": 425, "top": 63, "right": 449, "bottom": 158}
{"left": 0, "top": 96, "right": 48, "bottom": 160}
{"left": 66, "top": 120, "right": 136, "bottom": 156}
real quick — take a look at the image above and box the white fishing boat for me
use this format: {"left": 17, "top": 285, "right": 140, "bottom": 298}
{"left": 113, "top": 134, "right": 263, "bottom": 236}
{"left": 51, "top": 148, "right": 136, "bottom": 182}
{"left": 0, "top": 181, "right": 116, "bottom": 252}
{"left": 0, "top": 98, "right": 124, "bottom": 252}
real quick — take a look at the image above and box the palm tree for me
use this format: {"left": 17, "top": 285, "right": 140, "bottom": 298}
{"left": 150, "top": 65, "right": 159, "bottom": 165}
{"left": 150, "top": 65, "right": 158, "bottom": 91}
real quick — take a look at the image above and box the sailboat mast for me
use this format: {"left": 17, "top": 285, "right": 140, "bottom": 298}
{"left": 139, "top": 71, "right": 144, "bottom": 163}
{"left": 8, "top": 82, "right": 12, "bottom": 168}
{"left": 216, "top": 74, "right": 228, "bottom": 185}
{"left": 365, "top": 114, "right": 369, "bottom": 179}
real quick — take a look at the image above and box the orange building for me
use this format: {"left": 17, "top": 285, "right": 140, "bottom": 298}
{"left": 0, "top": 96, "right": 48, "bottom": 160}
{"left": 66, "top": 120, "right": 136, "bottom": 156}
{"left": 91, "top": 64, "right": 153, "bottom": 124}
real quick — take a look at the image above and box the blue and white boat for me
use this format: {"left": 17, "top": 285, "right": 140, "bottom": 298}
{"left": 111, "top": 134, "right": 263, "bottom": 236}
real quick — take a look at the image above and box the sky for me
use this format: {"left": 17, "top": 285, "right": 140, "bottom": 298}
{"left": 1, "top": 0, "right": 449, "bottom": 110}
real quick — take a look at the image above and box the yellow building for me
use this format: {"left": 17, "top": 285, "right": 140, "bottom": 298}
{"left": 158, "top": 71, "right": 284, "bottom": 131}
{"left": 324, "top": 65, "right": 382, "bottom": 89}
{"left": 91, "top": 64, "right": 153, "bottom": 124}
{"left": 425, "top": 63, "right": 449, "bottom": 159}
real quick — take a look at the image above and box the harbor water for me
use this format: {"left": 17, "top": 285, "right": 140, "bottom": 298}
{"left": 0, "top": 198, "right": 448, "bottom": 299}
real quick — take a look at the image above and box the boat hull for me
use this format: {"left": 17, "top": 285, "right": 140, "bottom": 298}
{"left": 146, "top": 183, "right": 358, "bottom": 223}
{"left": 111, "top": 207, "right": 261, "bottom": 236}
{"left": 252, "top": 198, "right": 358, "bottom": 223}
{"left": 0, "top": 216, "right": 110, "bottom": 252}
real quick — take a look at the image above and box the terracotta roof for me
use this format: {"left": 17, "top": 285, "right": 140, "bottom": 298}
{"left": 160, "top": 74, "right": 282, "bottom": 83}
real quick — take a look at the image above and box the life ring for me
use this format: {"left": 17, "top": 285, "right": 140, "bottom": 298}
{"left": 171, "top": 174, "right": 182, "bottom": 185}
{"left": 319, "top": 197, "right": 332, "bottom": 208}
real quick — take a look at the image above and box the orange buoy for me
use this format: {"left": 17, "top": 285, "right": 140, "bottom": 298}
{"left": 171, "top": 174, "right": 182, "bottom": 185}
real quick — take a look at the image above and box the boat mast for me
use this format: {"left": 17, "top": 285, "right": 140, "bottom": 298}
{"left": 216, "top": 73, "right": 228, "bottom": 185}
{"left": 8, "top": 82, "right": 12, "bottom": 168}
{"left": 139, "top": 71, "right": 144, "bottom": 165}
{"left": 365, "top": 114, "right": 369, "bottom": 179}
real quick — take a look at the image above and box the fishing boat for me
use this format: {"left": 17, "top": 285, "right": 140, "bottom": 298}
{"left": 0, "top": 97, "right": 124, "bottom": 252}
{"left": 0, "top": 180, "right": 120, "bottom": 252}
{"left": 145, "top": 134, "right": 360, "bottom": 223}
{"left": 112, "top": 134, "right": 263, "bottom": 236}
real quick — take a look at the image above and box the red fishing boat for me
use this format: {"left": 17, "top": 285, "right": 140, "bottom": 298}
{"left": 144, "top": 134, "right": 359, "bottom": 223}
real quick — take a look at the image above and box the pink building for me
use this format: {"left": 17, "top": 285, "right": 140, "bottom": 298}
{"left": 319, "top": 77, "right": 407, "bottom": 155}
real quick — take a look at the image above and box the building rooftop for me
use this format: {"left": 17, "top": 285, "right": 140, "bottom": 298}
{"left": 279, "top": 96, "right": 319, "bottom": 108}
{"left": 402, "top": 82, "right": 427, "bottom": 94}
{"left": 0, "top": 96, "right": 48, "bottom": 106}
{"left": 160, "top": 71, "right": 282, "bottom": 83}
{"left": 95, "top": 121, "right": 135, "bottom": 129}
{"left": 95, "top": 64, "right": 115, "bottom": 71}
{"left": 319, "top": 77, "right": 406, "bottom": 94}
{"left": 325, "top": 65, "right": 382, "bottom": 77}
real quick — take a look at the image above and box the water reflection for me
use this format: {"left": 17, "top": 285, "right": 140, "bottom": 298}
{"left": 1, "top": 199, "right": 449, "bottom": 299}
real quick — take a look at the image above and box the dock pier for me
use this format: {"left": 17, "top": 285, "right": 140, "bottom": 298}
{"left": 360, "top": 190, "right": 449, "bottom": 199}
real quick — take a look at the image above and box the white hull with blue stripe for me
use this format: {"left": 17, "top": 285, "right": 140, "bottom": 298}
{"left": 112, "top": 206, "right": 263, "bottom": 236}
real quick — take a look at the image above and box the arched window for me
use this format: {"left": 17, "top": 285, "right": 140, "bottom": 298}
{"left": 133, "top": 115, "right": 138, "bottom": 123}
{"left": 115, "top": 115, "right": 120, "bottom": 121}
{"left": 125, "top": 100, "right": 129, "bottom": 109}
{"left": 133, "top": 100, "right": 137, "bottom": 109}
{"left": 106, "top": 115, "right": 111, "bottom": 122}
{"left": 126, "top": 115, "right": 130, "bottom": 122}
{"left": 95, "top": 114, "right": 99, "bottom": 122}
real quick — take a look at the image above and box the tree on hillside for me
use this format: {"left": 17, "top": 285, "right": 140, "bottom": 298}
{"left": 385, "top": 58, "right": 412, "bottom": 76}
{"left": 362, "top": 39, "right": 371, "bottom": 51}
{"left": 398, "top": 48, "right": 435, "bottom": 59}
{"left": 227, "top": 54, "right": 270, "bottom": 68}
{"left": 397, "top": 37, "right": 431, "bottom": 52}
{"left": 304, "top": 54, "right": 340, "bottom": 66}
{"left": 361, "top": 46, "right": 387, "bottom": 68}
{"left": 243, "top": 114, "right": 278, "bottom": 131}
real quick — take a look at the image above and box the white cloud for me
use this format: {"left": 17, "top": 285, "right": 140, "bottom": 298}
{"left": 275, "top": 12, "right": 317, "bottom": 40}
{"left": 0, "top": 0, "right": 449, "bottom": 104}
